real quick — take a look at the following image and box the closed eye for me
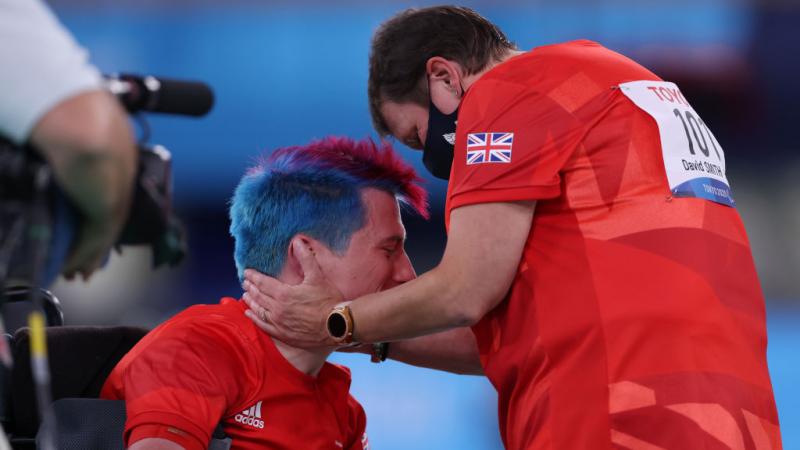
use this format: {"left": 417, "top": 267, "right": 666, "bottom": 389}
{"left": 383, "top": 243, "right": 401, "bottom": 256}
{"left": 401, "top": 129, "right": 423, "bottom": 149}
{"left": 380, "top": 236, "right": 404, "bottom": 257}
{"left": 405, "top": 136, "right": 422, "bottom": 149}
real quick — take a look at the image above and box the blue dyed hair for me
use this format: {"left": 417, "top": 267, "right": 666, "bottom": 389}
{"left": 229, "top": 137, "right": 427, "bottom": 281}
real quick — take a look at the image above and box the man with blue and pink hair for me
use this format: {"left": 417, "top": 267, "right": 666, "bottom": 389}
{"left": 101, "top": 136, "right": 427, "bottom": 450}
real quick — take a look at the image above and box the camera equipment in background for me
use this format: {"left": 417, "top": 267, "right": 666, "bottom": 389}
{"left": 0, "top": 73, "right": 214, "bottom": 450}
{"left": 106, "top": 73, "right": 214, "bottom": 117}
{"left": 0, "top": 73, "right": 216, "bottom": 291}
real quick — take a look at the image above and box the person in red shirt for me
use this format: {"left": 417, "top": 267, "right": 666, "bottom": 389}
{"left": 101, "top": 136, "right": 428, "bottom": 450}
{"left": 240, "top": 6, "right": 783, "bottom": 450}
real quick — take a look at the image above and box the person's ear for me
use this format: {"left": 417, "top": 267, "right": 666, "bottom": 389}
{"left": 425, "top": 57, "right": 463, "bottom": 115}
{"left": 286, "top": 235, "right": 312, "bottom": 280}
{"left": 425, "top": 57, "right": 463, "bottom": 96}
{"left": 286, "top": 234, "right": 329, "bottom": 281}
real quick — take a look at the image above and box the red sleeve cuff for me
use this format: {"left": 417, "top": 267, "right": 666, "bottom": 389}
{"left": 128, "top": 424, "right": 206, "bottom": 450}
{"left": 126, "top": 413, "right": 209, "bottom": 450}
{"left": 448, "top": 184, "right": 561, "bottom": 210}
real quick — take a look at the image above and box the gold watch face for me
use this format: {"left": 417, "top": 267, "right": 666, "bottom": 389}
{"left": 327, "top": 310, "right": 348, "bottom": 339}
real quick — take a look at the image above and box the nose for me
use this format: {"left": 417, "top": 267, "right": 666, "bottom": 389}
{"left": 390, "top": 250, "right": 416, "bottom": 287}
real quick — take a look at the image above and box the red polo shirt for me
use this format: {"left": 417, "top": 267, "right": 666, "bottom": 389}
{"left": 101, "top": 298, "right": 368, "bottom": 450}
{"left": 446, "top": 40, "right": 781, "bottom": 449}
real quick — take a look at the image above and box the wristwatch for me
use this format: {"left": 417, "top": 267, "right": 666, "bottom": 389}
{"left": 326, "top": 303, "right": 356, "bottom": 344}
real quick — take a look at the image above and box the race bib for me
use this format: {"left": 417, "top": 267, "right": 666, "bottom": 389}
{"left": 619, "top": 80, "right": 734, "bottom": 207}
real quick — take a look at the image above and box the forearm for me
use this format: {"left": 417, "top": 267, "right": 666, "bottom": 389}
{"left": 30, "top": 90, "right": 137, "bottom": 231}
{"left": 348, "top": 204, "right": 533, "bottom": 343}
{"left": 385, "top": 327, "right": 483, "bottom": 375}
{"left": 350, "top": 203, "right": 534, "bottom": 342}
{"left": 243, "top": 202, "right": 535, "bottom": 351}
{"left": 349, "top": 263, "right": 483, "bottom": 343}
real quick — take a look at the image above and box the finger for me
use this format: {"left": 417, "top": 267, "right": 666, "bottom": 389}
{"left": 292, "top": 239, "right": 325, "bottom": 285}
{"left": 243, "top": 281, "right": 279, "bottom": 313}
{"left": 245, "top": 310, "right": 282, "bottom": 337}
{"left": 252, "top": 304, "right": 269, "bottom": 323}
{"left": 245, "top": 309, "right": 268, "bottom": 329}
{"left": 242, "top": 292, "right": 270, "bottom": 320}
{"left": 244, "top": 306, "right": 271, "bottom": 327}
{"left": 62, "top": 244, "right": 95, "bottom": 276}
{"left": 73, "top": 257, "right": 100, "bottom": 282}
{"left": 80, "top": 254, "right": 105, "bottom": 281}
{"left": 63, "top": 240, "right": 105, "bottom": 278}
{"left": 244, "top": 269, "right": 286, "bottom": 298}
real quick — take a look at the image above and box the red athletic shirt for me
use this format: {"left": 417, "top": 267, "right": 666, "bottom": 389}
{"left": 446, "top": 40, "right": 781, "bottom": 450}
{"left": 101, "top": 298, "right": 368, "bottom": 450}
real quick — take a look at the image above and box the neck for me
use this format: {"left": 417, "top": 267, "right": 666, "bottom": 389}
{"left": 462, "top": 49, "right": 526, "bottom": 91}
{"left": 272, "top": 338, "right": 333, "bottom": 377}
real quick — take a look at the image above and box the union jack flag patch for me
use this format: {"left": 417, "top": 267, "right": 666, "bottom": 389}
{"left": 466, "top": 132, "right": 513, "bottom": 165}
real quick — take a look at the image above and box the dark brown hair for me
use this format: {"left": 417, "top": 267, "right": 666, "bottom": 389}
{"left": 368, "top": 6, "right": 516, "bottom": 136}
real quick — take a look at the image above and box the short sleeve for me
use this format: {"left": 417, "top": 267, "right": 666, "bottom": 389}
{"left": 128, "top": 424, "right": 206, "bottom": 450}
{"left": 447, "top": 77, "right": 586, "bottom": 210}
{"left": 110, "top": 319, "right": 254, "bottom": 449}
{"left": 345, "top": 396, "right": 368, "bottom": 450}
{"left": 0, "top": 0, "right": 102, "bottom": 144}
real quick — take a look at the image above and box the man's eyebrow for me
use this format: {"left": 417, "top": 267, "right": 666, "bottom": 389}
{"left": 379, "top": 235, "right": 405, "bottom": 246}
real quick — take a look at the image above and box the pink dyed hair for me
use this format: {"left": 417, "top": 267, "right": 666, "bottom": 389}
{"left": 253, "top": 136, "right": 429, "bottom": 218}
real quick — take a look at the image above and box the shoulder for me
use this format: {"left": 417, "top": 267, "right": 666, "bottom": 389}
{"left": 346, "top": 392, "right": 365, "bottom": 417}
{"left": 104, "top": 300, "right": 267, "bottom": 412}
{"left": 326, "top": 362, "right": 352, "bottom": 378}
{"left": 123, "top": 300, "right": 263, "bottom": 373}
{"left": 158, "top": 303, "right": 251, "bottom": 340}
{"left": 346, "top": 393, "right": 368, "bottom": 450}
{"left": 325, "top": 364, "right": 363, "bottom": 417}
{"left": 473, "top": 40, "right": 604, "bottom": 86}
{"left": 0, "top": 0, "right": 101, "bottom": 143}
{"left": 469, "top": 40, "right": 657, "bottom": 98}
{"left": 319, "top": 363, "right": 361, "bottom": 414}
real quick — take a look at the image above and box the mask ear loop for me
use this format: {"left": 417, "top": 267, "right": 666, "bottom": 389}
{"left": 427, "top": 64, "right": 468, "bottom": 109}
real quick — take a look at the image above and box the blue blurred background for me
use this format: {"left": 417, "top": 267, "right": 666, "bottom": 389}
{"left": 43, "top": 0, "right": 798, "bottom": 448}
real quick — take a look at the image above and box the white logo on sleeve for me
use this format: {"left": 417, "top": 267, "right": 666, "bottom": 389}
{"left": 234, "top": 401, "right": 265, "bottom": 429}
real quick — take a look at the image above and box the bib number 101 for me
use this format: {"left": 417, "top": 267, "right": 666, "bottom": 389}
{"left": 619, "top": 80, "right": 734, "bottom": 207}
{"left": 672, "top": 109, "right": 720, "bottom": 161}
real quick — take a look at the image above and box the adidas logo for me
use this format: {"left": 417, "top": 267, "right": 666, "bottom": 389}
{"left": 234, "top": 401, "right": 265, "bottom": 429}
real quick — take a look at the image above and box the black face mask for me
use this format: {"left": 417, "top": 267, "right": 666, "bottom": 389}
{"left": 423, "top": 99, "right": 458, "bottom": 180}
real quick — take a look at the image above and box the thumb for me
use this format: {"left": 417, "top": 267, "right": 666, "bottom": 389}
{"left": 292, "top": 239, "right": 325, "bottom": 284}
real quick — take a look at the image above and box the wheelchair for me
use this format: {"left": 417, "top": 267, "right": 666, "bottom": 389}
{"left": 1, "top": 287, "right": 230, "bottom": 450}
